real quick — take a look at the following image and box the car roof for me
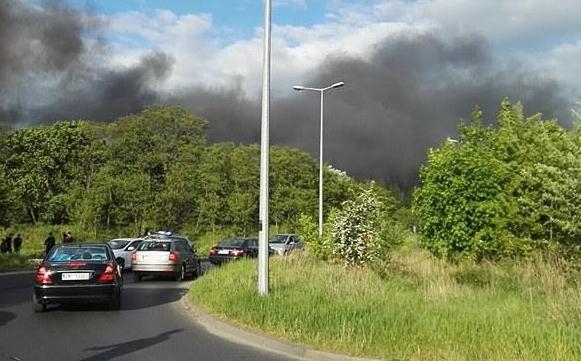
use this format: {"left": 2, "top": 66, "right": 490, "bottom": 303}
{"left": 56, "top": 243, "right": 110, "bottom": 248}
{"left": 109, "top": 238, "right": 141, "bottom": 242}
{"left": 143, "top": 235, "right": 188, "bottom": 241}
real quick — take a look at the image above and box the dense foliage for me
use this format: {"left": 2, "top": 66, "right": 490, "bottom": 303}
{"left": 414, "top": 99, "right": 581, "bottom": 261}
{"left": 0, "top": 106, "right": 391, "bottom": 243}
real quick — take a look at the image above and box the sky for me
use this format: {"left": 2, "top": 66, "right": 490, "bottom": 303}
{"left": 1, "top": 0, "right": 580, "bottom": 188}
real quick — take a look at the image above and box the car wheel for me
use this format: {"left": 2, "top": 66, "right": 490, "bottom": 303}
{"left": 109, "top": 291, "right": 121, "bottom": 311}
{"left": 133, "top": 272, "right": 142, "bottom": 282}
{"left": 32, "top": 294, "right": 46, "bottom": 313}
{"left": 176, "top": 264, "right": 185, "bottom": 281}
{"left": 193, "top": 260, "right": 201, "bottom": 278}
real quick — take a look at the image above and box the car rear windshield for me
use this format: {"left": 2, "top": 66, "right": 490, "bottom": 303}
{"left": 268, "top": 235, "right": 287, "bottom": 244}
{"left": 139, "top": 241, "right": 171, "bottom": 251}
{"left": 108, "top": 240, "right": 131, "bottom": 249}
{"left": 49, "top": 247, "right": 109, "bottom": 262}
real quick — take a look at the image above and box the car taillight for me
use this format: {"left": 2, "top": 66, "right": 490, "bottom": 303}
{"left": 98, "top": 264, "right": 117, "bottom": 282}
{"left": 35, "top": 266, "right": 53, "bottom": 285}
{"left": 168, "top": 251, "right": 178, "bottom": 262}
{"left": 232, "top": 249, "right": 245, "bottom": 256}
{"left": 209, "top": 248, "right": 217, "bottom": 256}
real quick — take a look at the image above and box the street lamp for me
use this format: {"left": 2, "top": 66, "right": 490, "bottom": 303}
{"left": 293, "top": 81, "right": 345, "bottom": 237}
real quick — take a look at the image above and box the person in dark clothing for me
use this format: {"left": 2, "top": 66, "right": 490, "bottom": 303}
{"left": 0, "top": 237, "right": 6, "bottom": 253}
{"left": 13, "top": 234, "right": 22, "bottom": 253}
{"left": 3, "top": 233, "right": 13, "bottom": 253}
{"left": 44, "top": 232, "right": 56, "bottom": 256}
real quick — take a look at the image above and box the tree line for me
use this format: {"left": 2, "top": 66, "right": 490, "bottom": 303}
{"left": 3, "top": 99, "right": 578, "bottom": 266}
{"left": 0, "top": 106, "right": 384, "bottom": 240}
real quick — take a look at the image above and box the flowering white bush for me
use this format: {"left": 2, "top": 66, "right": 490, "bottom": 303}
{"left": 331, "top": 187, "right": 384, "bottom": 267}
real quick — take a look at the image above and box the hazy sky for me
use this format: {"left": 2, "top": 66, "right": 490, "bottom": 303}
{"left": 2, "top": 0, "right": 580, "bottom": 187}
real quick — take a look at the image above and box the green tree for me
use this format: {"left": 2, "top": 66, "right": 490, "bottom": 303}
{"left": 2, "top": 121, "right": 94, "bottom": 224}
{"left": 414, "top": 99, "right": 581, "bottom": 260}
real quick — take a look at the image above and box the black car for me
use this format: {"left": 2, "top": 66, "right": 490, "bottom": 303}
{"left": 32, "top": 243, "right": 123, "bottom": 312}
{"left": 208, "top": 237, "right": 259, "bottom": 265}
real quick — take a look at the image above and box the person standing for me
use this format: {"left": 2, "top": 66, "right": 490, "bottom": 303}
{"left": 4, "top": 233, "right": 13, "bottom": 253}
{"left": 44, "top": 232, "right": 56, "bottom": 256}
{"left": 13, "top": 234, "right": 22, "bottom": 253}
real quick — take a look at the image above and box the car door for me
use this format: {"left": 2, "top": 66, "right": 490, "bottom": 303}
{"left": 247, "top": 238, "right": 258, "bottom": 258}
{"left": 177, "top": 240, "right": 194, "bottom": 272}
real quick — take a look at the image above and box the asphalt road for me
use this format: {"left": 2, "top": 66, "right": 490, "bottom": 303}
{"left": 0, "top": 269, "right": 296, "bottom": 361}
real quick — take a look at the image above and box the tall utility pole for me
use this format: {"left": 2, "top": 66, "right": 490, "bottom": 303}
{"left": 258, "top": 0, "right": 272, "bottom": 296}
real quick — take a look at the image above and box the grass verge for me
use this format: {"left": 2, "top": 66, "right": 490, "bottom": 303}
{"left": 0, "top": 252, "right": 41, "bottom": 272}
{"left": 191, "top": 248, "right": 581, "bottom": 361}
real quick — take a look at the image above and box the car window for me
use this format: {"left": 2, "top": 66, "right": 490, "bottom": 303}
{"left": 175, "top": 241, "right": 185, "bottom": 252}
{"left": 108, "top": 239, "right": 131, "bottom": 250}
{"left": 49, "top": 247, "right": 109, "bottom": 262}
{"left": 248, "top": 239, "right": 258, "bottom": 248}
{"left": 268, "top": 235, "right": 287, "bottom": 244}
{"left": 219, "top": 238, "right": 245, "bottom": 247}
{"left": 128, "top": 240, "right": 142, "bottom": 249}
{"left": 139, "top": 241, "right": 171, "bottom": 251}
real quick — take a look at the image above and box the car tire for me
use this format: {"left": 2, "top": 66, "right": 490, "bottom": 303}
{"left": 133, "top": 272, "right": 142, "bottom": 282}
{"left": 109, "top": 291, "right": 121, "bottom": 311}
{"left": 32, "top": 294, "right": 46, "bottom": 313}
{"left": 193, "top": 260, "right": 201, "bottom": 278}
{"left": 176, "top": 264, "right": 185, "bottom": 281}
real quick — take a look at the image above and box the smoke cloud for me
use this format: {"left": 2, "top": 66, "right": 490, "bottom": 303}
{"left": 178, "top": 33, "right": 569, "bottom": 188}
{"left": 0, "top": 1, "right": 173, "bottom": 124}
{"left": 0, "top": 1, "right": 571, "bottom": 188}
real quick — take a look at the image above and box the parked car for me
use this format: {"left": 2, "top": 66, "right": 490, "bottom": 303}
{"left": 108, "top": 238, "right": 142, "bottom": 270}
{"left": 32, "top": 243, "right": 123, "bottom": 312}
{"left": 131, "top": 235, "right": 201, "bottom": 282}
{"left": 268, "top": 234, "right": 303, "bottom": 256}
{"left": 208, "top": 237, "right": 259, "bottom": 265}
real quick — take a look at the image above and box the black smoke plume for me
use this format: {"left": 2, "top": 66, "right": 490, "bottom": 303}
{"left": 0, "top": 0, "right": 173, "bottom": 125}
{"left": 177, "top": 33, "right": 569, "bottom": 188}
{"left": 1, "top": 1, "right": 571, "bottom": 188}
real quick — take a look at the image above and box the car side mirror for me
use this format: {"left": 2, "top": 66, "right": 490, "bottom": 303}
{"left": 127, "top": 246, "right": 135, "bottom": 251}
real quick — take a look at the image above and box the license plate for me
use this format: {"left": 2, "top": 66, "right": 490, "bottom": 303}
{"left": 218, "top": 250, "right": 230, "bottom": 255}
{"left": 62, "top": 272, "right": 91, "bottom": 281}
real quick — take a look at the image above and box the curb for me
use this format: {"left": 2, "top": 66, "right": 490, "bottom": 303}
{"left": 181, "top": 295, "right": 383, "bottom": 361}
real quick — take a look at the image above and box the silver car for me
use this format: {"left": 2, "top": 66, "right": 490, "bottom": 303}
{"left": 108, "top": 238, "right": 142, "bottom": 270}
{"left": 268, "top": 234, "right": 303, "bottom": 256}
{"left": 131, "top": 235, "right": 201, "bottom": 282}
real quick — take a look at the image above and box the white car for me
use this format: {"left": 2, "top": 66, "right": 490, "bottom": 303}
{"left": 268, "top": 234, "right": 303, "bottom": 256}
{"left": 108, "top": 238, "right": 143, "bottom": 270}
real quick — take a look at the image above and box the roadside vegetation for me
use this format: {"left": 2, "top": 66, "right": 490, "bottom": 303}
{"left": 192, "top": 246, "right": 581, "bottom": 361}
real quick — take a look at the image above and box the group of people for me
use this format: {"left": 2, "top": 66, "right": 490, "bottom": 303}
{"left": 43, "top": 231, "right": 74, "bottom": 256}
{"left": 1, "top": 233, "right": 23, "bottom": 253}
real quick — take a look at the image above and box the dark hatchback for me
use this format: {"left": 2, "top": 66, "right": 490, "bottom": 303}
{"left": 32, "top": 243, "right": 123, "bottom": 312}
{"left": 208, "top": 237, "right": 259, "bottom": 265}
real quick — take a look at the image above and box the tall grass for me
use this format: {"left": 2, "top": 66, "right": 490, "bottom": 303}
{"left": 191, "top": 248, "right": 581, "bottom": 361}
